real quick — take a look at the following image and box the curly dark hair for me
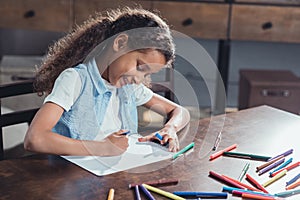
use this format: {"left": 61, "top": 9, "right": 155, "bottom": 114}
{"left": 34, "top": 7, "right": 175, "bottom": 94}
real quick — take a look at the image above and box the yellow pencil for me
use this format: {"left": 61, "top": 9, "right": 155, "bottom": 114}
{"left": 262, "top": 169, "right": 287, "bottom": 187}
{"left": 107, "top": 188, "right": 114, "bottom": 200}
{"left": 142, "top": 184, "right": 185, "bottom": 200}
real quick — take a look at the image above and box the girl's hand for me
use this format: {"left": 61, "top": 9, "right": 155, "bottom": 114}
{"left": 138, "top": 126, "right": 179, "bottom": 152}
{"left": 106, "top": 130, "right": 129, "bottom": 155}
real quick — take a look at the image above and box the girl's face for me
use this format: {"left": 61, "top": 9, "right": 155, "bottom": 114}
{"left": 105, "top": 49, "right": 166, "bottom": 87}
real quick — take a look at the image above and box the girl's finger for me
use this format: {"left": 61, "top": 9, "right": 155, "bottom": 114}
{"left": 138, "top": 136, "right": 151, "bottom": 142}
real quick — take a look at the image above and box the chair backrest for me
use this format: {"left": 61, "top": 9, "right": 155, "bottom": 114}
{"left": 0, "top": 80, "right": 39, "bottom": 160}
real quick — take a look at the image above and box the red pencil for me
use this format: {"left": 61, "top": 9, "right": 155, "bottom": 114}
{"left": 270, "top": 161, "right": 300, "bottom": 177}
{"left": 222, "top": 175, "right": 262, "bottom": 192}
{"left": 209, "top": 171, "right": 245, "bottom": 189}
{"left": 232, "top": 190, "right": 275, "bottom": 199}
{"left": 245, "top": 174, "right": 269, "bottom": 193}
{"left": 241, "top": 192, "right": 275, "bottom": 200}
{"left": 128, "top": 178, "right": 179, "bottom": 189}
{"left": 209, "top": 144, "right": 237, "bottom": 161}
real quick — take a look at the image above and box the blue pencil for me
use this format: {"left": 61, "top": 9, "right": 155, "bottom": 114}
{"left": 154, "top": 132, "right": 163, "bottom": 140}
{"left": 222, "top": 186, "right": 276, "bottom": 197}
{"left": 269, "top": 158, "right": 293, "bottom": 176}
{"left": 173, "top": 191, "right": 227, "bottom": 198}
{"left": 286, "top": 173, "right": 300, "bottom": 186}
{"left": 275, "top": 189, "right": 300, "bottom": 198}
{"left": 139, "top": 184, "right": 156, "bottom": 200}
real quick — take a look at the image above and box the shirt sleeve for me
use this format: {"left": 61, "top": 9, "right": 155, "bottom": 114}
{"left": 44, "top": 68, "right": 82, "bottom": 111}
{"left": 134, "top": 84, "right": 154, "bottom": 106}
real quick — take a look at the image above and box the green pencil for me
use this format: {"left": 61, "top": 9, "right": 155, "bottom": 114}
{"left": 172, "top": 142, "right": 195, "bottom": 160}
{"left": 238, "top": 162, "right": 250, "bottom": 181}
{"left": 223, "top": 151, "right": 271, "bottom": 161}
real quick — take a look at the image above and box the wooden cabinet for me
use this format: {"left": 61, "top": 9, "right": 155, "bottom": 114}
{"left": 235, "top": 0, "right": 300, "bottom": 5}
{"left": 152, "top": 1, "right": 229, "bottom": 39}
{"left": 0, "top": 0, "right": 72, "bottom": 32}
{"left": 1, "top": 0, "right": 300, "bottom": 44}
{"left": 231, "top": 5, "right": 300, "bottom": 43}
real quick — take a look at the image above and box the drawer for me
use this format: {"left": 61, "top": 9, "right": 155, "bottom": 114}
{"left": 231, "top": 5, "right": 300, "bottom": 43}
{"left": 0, "top": 0, "right": 72, "bottom": 32}
{"left": 235, "top": 0, "right": 300, "bottom": 5}
{"left": 74, "top": 0, "right": 152, "bottom": 25}
{"left": 152, "top": 1, "right": 229, "bottom": 39}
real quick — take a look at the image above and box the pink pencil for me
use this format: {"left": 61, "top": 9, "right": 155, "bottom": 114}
{"left": 209, "top": 171, "right": 245, "bottom": 189}
{"left": 209, "top": 144, "right": 237, "bottom": 161}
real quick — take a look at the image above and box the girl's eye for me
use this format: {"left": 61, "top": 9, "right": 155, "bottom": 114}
{"left": 137, "top": 64, "right": 146, "bottom": 72}
{"left": 137, "top": 65, "right": 143, "bottom": 71}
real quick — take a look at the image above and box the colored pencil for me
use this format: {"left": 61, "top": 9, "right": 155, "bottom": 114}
{"left": 139, "top": 184, "right": 156, "bottom": 200}
{"left": 286, "top": 173, "right": 300, "bottom": 186}
{"left": 245, "top": 174, "right": 269, "bottom": 193}
{"left": 209, "top": 171, "right": 245, "bottom": 189}
{"left": 223, "top": 151, "right": 271, "bottom": 161}
{"left": 238, "top": 162, "right": 250, "bottom": 181}
{"left": 262, "top": 170, "right": 287, "bottom": 187}
{"left": 256, "top": 155, "right": 284, "bottom": 172}
{"left": 286, "top": 179, "right": 300, "bottom": 190}
{"left": 142, "top": 184, "right": 185, "bottom": 200}
{"left": 107, "top": 188, "right": 114, "bottom": 200}
{"left": 270, "top": 158, "right": 293, "bottom": 175}
{"left": 270, "top": 161, "right": 300, "bottom": 177}
{"left": 223, "top": 186, "right": 275, "bottom": 197}
{"left": 134, "top": 185, "right": 141, "bottom": 200}
{"left": 172, "top": 142, "right": 195, "bottom": 160}
{"left": 173, "top": 191, "right": 227, "bottom": 198}
{"left": 209, "top": 144, "right": 237, "bottom": 161}
{"left": 241, "top": 192, "right": 276, "bottom": 199}
{"left": 128, "top": 178, "right": 179, "bottom": 189}
{"left": 258, "top": 158, "right": 285, "bottom": 175}
{"left": 222, "top": 175, "right": 261, "bottom": 191}
{"left": 275, "top": 188, "right": 300, "bottom": 197}
{"left": 268, "top": 149, "right": 293, "bottom": 161}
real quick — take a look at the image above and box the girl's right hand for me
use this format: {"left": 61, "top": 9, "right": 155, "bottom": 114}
{"left": 106, "top": 130, "right": 129, "bottom": 156}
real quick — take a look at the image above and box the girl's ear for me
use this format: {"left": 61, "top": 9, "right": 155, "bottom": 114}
{"left": 113, "top": 34, "right": 129, "bottom": 52}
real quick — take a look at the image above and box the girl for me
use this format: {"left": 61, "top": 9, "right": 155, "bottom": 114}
{"left": 24, "top": 7, "right": 190, "bottom": 156}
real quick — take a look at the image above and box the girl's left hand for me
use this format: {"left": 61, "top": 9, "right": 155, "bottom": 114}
{"left": 138, "top": 126, "right": 179, "bottom": 152}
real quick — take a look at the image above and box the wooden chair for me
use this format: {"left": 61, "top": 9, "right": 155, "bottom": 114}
{"left": 0, "top": 80, "right": 39, "bottom": 160}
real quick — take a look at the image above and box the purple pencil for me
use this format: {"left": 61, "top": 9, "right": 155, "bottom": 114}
{"left": 258, "top": 158, "right": 285, "bottom": 175}
{"left": 268, "top": 149, "right": 293, "bottom": 161}
{"left": 134, "top": 185, "right": 141, "bottom": 200}
{"left": 139, "top": 184, "right": 156, "bottom": 200}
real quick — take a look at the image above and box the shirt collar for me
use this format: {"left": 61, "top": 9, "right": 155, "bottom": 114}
{"left": 86, "top": 58, "right": 110, "bottom": 94}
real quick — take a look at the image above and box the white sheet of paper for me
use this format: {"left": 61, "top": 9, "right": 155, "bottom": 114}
{"left": 62, "top": 134, "right": 173, "bottom": 176}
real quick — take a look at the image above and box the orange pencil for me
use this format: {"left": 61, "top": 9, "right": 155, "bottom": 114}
{"left": 241, "top": 192, "right": 275, "bottom": 199}
{"left": 286, "top": 179, "right": 300, "bottom": 190}
{"left": 107, "top": 188, "right": 114, "bottom": 200}
{"left": 209, "top": 144, "right": 237, "bottom": 161}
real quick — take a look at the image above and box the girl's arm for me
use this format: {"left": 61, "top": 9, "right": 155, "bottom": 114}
{"left": 24, "top": 102, "right": 128, "bottom": 156}
{"left": 139, "top": 93, "right": 190, "bottom": 152}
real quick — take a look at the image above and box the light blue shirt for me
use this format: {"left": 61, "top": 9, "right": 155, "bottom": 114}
{"left": 52, "top": 59, "right": 151, "bottom": 140}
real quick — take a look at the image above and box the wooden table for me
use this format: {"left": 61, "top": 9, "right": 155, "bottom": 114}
{"left": 0, "top": 105, "right": 299, "bottom": 199}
